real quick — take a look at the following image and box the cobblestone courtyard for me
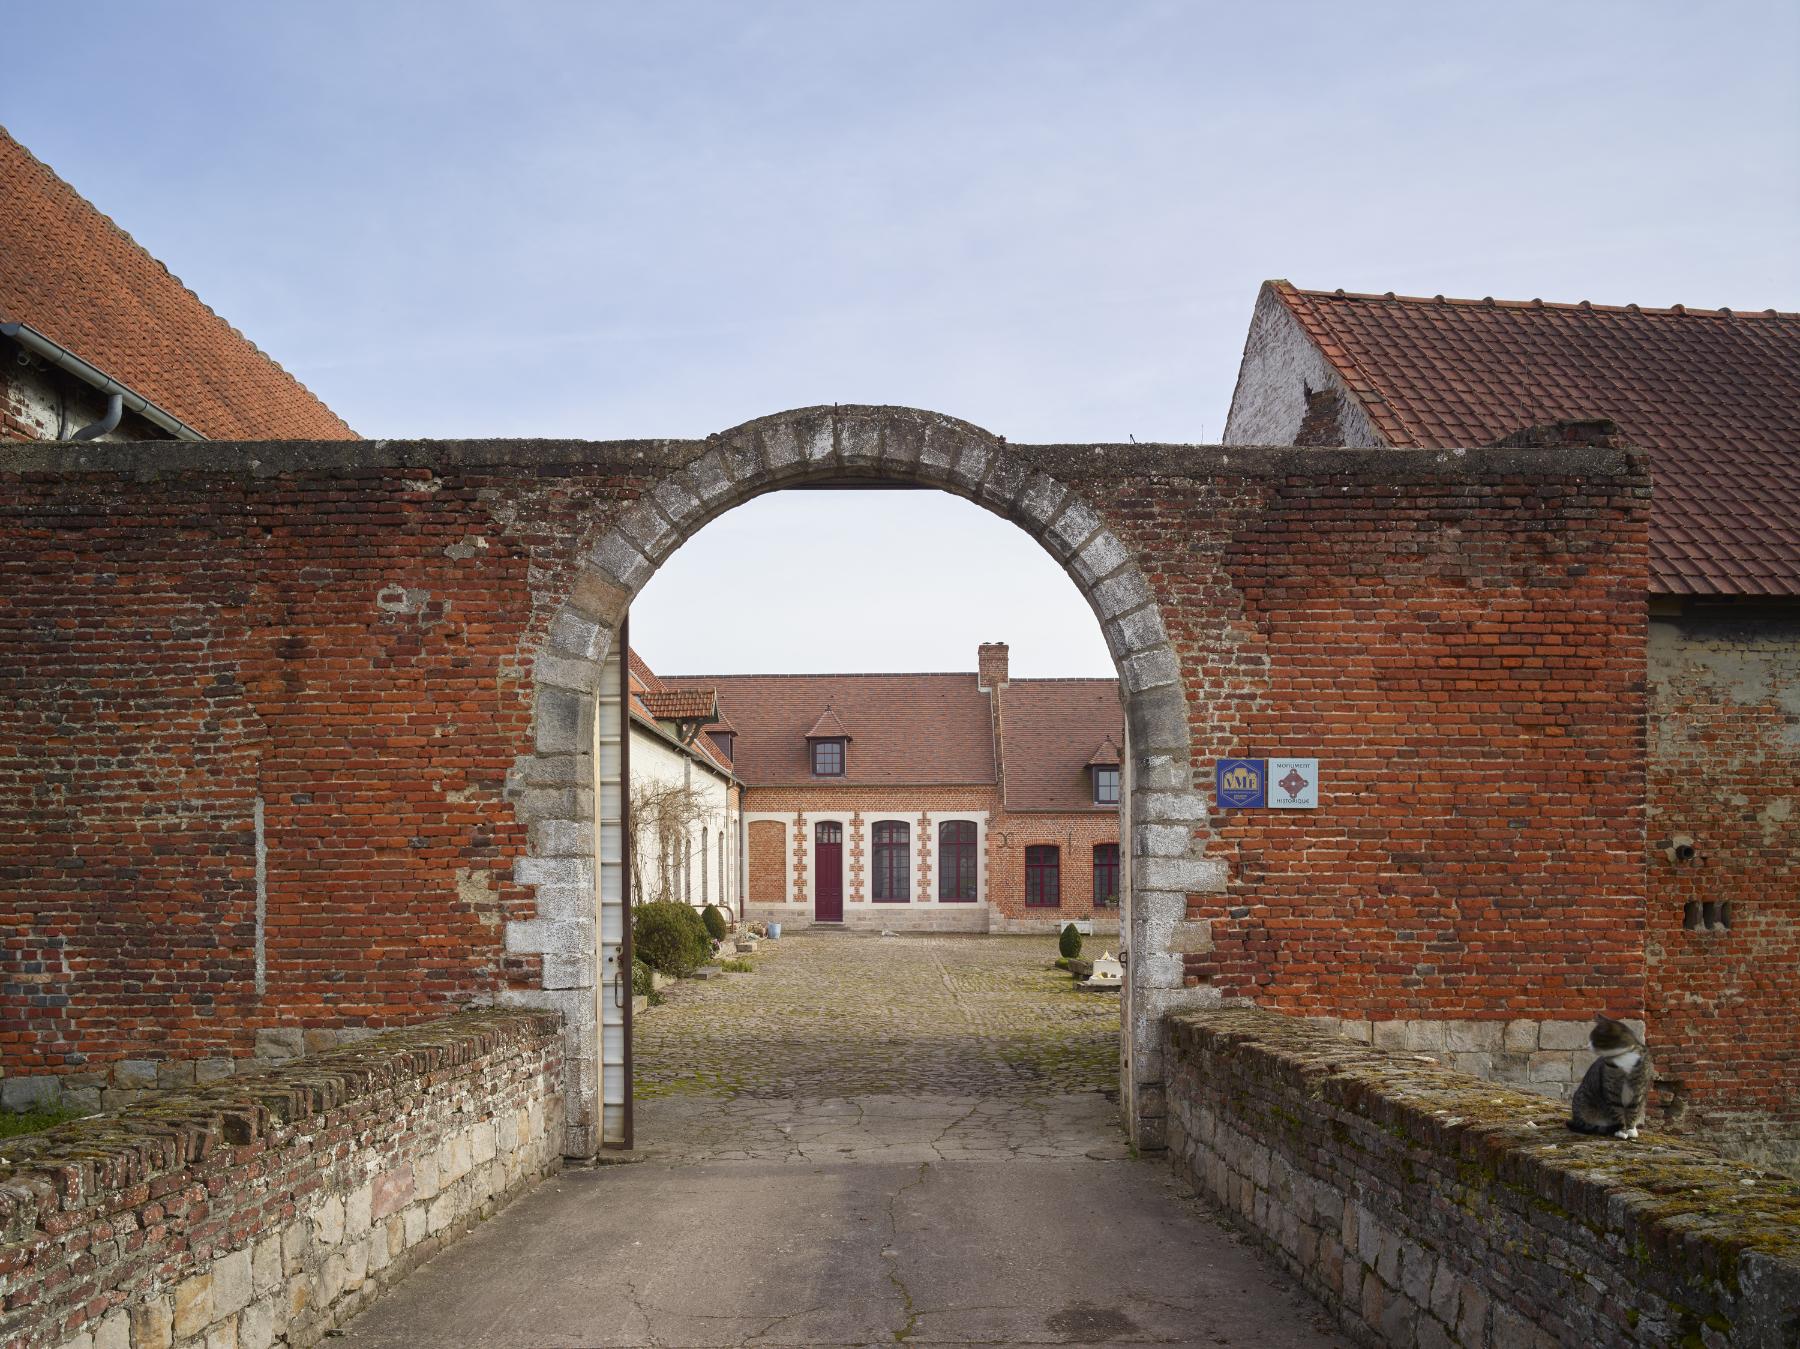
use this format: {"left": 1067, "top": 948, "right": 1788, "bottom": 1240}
{"left": 634, "top": 933, "right": 1125, "bottom": 1161}
{"left": 344, "top": 934, "right": 1343, "bottom": 1345}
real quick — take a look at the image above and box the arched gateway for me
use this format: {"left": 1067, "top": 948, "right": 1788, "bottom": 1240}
{"left": 508, "top": 405, "right": 1218, "bottom": 1156}
{"left": 0, "top": 404, "right": 1647, "bottom": 1164}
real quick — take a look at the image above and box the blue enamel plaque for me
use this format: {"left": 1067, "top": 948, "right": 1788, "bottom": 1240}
{"left": 1215, "top": 758, "right": 1267, "bottom": 809}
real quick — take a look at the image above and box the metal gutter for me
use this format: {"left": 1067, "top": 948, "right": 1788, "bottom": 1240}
{"left": 1, "top": 320, "right": 206, "bottom": 441}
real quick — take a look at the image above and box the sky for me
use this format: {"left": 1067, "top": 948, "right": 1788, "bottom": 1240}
{"left": 6, "top": 1, "right": 1796, "bottom": 676}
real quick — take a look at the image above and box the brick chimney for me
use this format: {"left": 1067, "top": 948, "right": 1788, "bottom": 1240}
{"left": 977, "top": 641, "right": 1010, "bottom": 692}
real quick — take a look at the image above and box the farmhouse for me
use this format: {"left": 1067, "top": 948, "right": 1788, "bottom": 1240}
{"left": 669, "top": 641, "right": 1124, "bottom": 933}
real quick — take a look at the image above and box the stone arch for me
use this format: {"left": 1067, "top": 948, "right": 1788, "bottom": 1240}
{"left": 506, "top": 405, "right": 1216, "bottom": 1156}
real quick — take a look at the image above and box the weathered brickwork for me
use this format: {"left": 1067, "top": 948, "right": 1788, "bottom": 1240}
{"left": 0, "top": 1011, "right": 563, "bottom": 1349}
{"left": 1101, "top": 471, "right": 1649, "bottom": 1019}
{"left": 0, "top": 407, "right": 1648, "bottom": 1154}
{"left": 1165, "top": 1009, "right": 1800, "bottom": 1348}
{"left": 987, "top": 808, "right": 1122, "bottom": 927}
{"left": 1646, "top": 610, "right": 1800, "bottom": 1177}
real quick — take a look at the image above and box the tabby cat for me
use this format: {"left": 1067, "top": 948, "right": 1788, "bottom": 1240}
{"left": 1567, "top": 1014, "right": 1652, "bottom": 1139}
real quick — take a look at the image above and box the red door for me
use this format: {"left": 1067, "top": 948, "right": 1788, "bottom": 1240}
{"left": 815, "top": 822, "right": 843, "bottom": 922}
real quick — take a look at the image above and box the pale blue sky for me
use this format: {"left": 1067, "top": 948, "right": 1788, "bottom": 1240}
{"left": 6, "top": 2, "right": 1795, "bottom": 675}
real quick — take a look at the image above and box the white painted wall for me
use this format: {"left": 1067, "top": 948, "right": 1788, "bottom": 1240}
{"left": 1221, "top": 286, "right": 1385, "bottom": 449}
{"left": 628, "top": 719, "right": 736, "bottom": 915}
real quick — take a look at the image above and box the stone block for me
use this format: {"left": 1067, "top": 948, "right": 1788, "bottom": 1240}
{"left": 173, "top": 1271, "right": 214, "bottom": 1340}
{"left": 372, "top": 1163, "right": 414, "bottom": 1221}
{"left": 1538, "top": 1020, "right": 1592, "bottom": 1051}
{"left": 1527, "top": 1051, "right": 1574, "bottom": 1083}
{"left": 1444, "top": 1020, "right": 1503, "bottom": 1052}
{"left": 114, "top": 1059, "right": 160, "bottom": 1088}
{"left": 1047, "top": 499, "right": 1104, "bottom": 557}
{"left": 319, "top": 1251, "right": 346, "bottom": 1305}
{"left": 156, "top": 1059, "right": 197, "bottom": 1090}
{"left": 1123, "top": 645, "right": 1180, "bottom": 693}
{"left": 314, "top": 1194, "right": 345, "bottom": 1247}
{"left": 251, "top": 1235, "right": 281, "bottom": 1296}
{"left": 57, "top": 1331, "right": 92, "bottom": 1349}
{"left": 92, "top": 1309, "right": 130, "bottom": 1349}
{"left": 1071, "top": 529, "right": 1131, "bottom": 586}
{"left": 196, "top": 1057, "right": 236, "bottom": 1084}
{"left": 346, "top": 1182, "right": 373, "bottom": 1239}
{"left": 238, "top": 1298, "right": 276, "bottom": 1349}
{"left": 255, "top": 1028, "right": 305, "bottom": 1062}
{"left": 281, "top": 1218, "right": 310, "bottom": 1275}
{"left": 1450, "top": 1052, "right": 1494, "bottom": 1079}
{"left": 213, "top": 1245, "right": 253, "bottom": 1319}
{"left": 1, "top": 1075, "right": 60, "bottom": 1110}
{"left": 1503, "top": 1019, "right": 1539, "bottom": 1054}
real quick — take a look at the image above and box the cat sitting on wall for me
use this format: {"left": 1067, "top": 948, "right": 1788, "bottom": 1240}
{"left": 1567, "top": 1014, "right": 1652, "bottom": 1140}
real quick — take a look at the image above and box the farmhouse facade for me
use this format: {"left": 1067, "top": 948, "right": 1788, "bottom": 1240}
{"left": 668, "top": 641, "right": 1124, "bottom": 934}
{"left": 1225, "top": 281, "right": 1800, "bottom": 1173}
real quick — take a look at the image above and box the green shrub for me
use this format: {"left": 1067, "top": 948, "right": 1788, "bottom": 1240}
{"left": 718, "top": 958, "right": 754, "bottom": 974}
{"left": 1058, "top": 923, "right": 1083, "bottom": 960}
{"left": 701, "top": 903, "right": 728, "bottom": 942}
{"left": 633, "top": 901, "right": 712, "bottom": 977}
{"left": 631, "top": 958, "right": 653, "bottom": 998}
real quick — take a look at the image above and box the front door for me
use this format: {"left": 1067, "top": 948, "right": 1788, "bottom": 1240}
{"left": 815, "top": 821, "right": 843, "bottom": 922}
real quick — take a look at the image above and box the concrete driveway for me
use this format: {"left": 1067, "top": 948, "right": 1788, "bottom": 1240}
{"left": 340, "top": 934, "right": 1344, "bottom": 1346}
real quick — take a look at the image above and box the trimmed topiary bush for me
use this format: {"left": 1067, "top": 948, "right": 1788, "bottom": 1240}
{"left": 1059, "top": 923, "right": 1083, "bottom": 960}
{"left": 634, "top": 901, "right": 712, "bottom": 977}
{"left": 701, "top": 903, "right": 728, "bottom": 942}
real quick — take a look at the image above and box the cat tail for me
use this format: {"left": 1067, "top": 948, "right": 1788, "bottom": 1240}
{"left": 1566, "top": 1118, "right": 1618, "bottom": 1137}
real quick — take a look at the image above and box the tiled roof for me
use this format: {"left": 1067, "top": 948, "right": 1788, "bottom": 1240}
{"left": 0, "top": 126, "right": 356, "bottom": 441}
{"left": 1086, "top": 737, "right": 1122, "bottom": 768}
{"left": 667, "top": 674, "right": 996, "bottom": 787}
{"left": 1268, "top": 282, "right": 1800, "bottom": 597}
{"left": 999, "top": 681, "right": 1124, "bottom": 811}
{"left": 628, "top": 650, "right": 734, "bottom": 777}
{"left": 804, "top": 707, "right": 852, "bottom": 740}
{"left": 640, "top": 689, "right": 718, "bottom": 722}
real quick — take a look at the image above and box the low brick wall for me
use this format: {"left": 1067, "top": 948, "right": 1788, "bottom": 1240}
{"left": 1165, "top": 1009, "right": 1800, "bottom": 1348}
{"left": 0, "top": 1011, "right": 563, "bottom": 1349}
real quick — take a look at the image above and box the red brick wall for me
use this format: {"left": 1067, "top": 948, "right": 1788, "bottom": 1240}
{"left": 1098, "top": 468, "right": 1650, "bottom": 1021}
{"left": 1645, "top": 609, "right": 1800, "bottom": 1168}
{"left": 987, "top": 809, "right": 1121, "bottom": 920}
{"left": 746, "top": 819, "right": 788, "bottom": 902}
{"left": 0, "top": 437, "right": 1648, "bottom": 1086}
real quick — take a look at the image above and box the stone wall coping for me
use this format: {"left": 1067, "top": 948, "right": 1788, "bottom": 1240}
{"left": 0, "top": 1010, "right": 560, "bottom": 1245}
{"left": 1167, "top": 1008, "right": 1800, "bottom": 1279}
{"left": 0, "top": 403, "right": 1647, "bottom": 487}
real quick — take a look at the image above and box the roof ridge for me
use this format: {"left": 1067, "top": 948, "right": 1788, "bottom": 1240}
{"left": 1288, "top": 282, "right": 1800, "bottom": 322}
{"left": 0, "top": 123, "right": 356, "bottom": 438}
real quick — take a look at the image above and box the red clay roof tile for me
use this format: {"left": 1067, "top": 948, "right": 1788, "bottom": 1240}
{"left": 1269, "top": 282, "right": 1800, "bottom": 597}
{"left": 0, "top": 126, "right": 355, "bottom": 441}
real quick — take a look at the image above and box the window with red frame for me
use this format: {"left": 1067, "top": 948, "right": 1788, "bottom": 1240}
{"left": 1025, "top": 845, "right": 1061, "bottom": 907}
{"left": 938, "top": 820, "right": 977, "bottom": 901}
{"left": 872, "top": 821, "right": 910, "bottom": 902}
{"left": 1092, "top": 843, "right": 1119, "bottom": 907}
{"left": 811, "top": 738, "right": 844, "bottom": 775}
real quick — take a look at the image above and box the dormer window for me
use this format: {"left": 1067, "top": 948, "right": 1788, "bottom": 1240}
{"left": 1087, "top": 736, "right": 1122, "bottom": 805}
{"left": 804, "top": 704, "right": 851, "bottom": 777}
{"left": 710, "top": 730, "right": 735, "bottom": 761}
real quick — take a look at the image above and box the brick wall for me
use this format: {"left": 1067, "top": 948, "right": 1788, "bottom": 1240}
{"left": 1164, "top": 1008, "right": 1800, "bottom": 1348}
{"left": 0, "top": 414, "right": 1648, "bottom": 1153}
{"left": 987, "top": 808, "right": 1121, "bottom": 924}
{"left": 0, "top": 1010, "right": 563, "bottom": 1349}
{"left": 1646, "top": 608, "right": 1800, "bottom": 1176}
{"left": 1095, "top": 467, "right": 1649, "bottom": 1020}
{"left": 746, "top": 820, "right": 786, "bottom": 903}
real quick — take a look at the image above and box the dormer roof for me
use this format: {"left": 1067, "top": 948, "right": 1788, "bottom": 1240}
{"left": 1087, "top": 736, "right": 1122, "bottom": 768}
{"left": 804, "top": 706, "right": 852, "bottom": 741}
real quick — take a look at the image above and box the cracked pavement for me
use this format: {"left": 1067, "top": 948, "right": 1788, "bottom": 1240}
{"left": 340, "top": 934, "right": 1345, "bottom": 1346}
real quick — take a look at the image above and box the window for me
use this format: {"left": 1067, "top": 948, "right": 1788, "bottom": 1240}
{"left": 1092, "top": 766, "right": 1120, "bottom": 805}
{"left": 701, "top": 827, "right": 708, "bottom": 902}
{"left": 938, "top": 821, "right": 977, "bottom": 902}
{"left": 872, "top": 821, "right": 910, "bottom": 902}
{"left": 1092, "top": 843, "right": 1119, "bottom": 907}
{"left": 1025, "top": 845, "right": 1061, "bottom": 908}
{"left": 712, "top": 731, "right": 735, "bottom": 761}
{"left": 811, "top": 738, "right": 845, "bottom": 776}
